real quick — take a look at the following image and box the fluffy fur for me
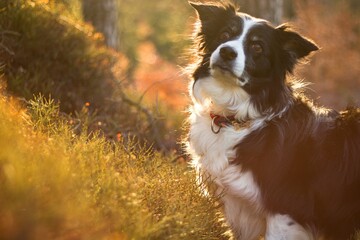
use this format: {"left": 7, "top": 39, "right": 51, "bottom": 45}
{"left": 187, "top": 2, "right": 360, "bottom": 240}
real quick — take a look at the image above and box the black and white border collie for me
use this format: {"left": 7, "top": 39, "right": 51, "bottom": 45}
{"left": 187, "top": 2, "right": 360, "bottom": 240}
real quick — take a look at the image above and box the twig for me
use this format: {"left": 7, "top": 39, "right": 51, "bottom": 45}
{"left": 0, "top": 42, "right": 14, "bottom": 56}
{"left": 0, "top": 30, "right": 21, "bottom": 37}
{"left": 137, "top": 74, "right": 180, "bottom": 106}
{"left": 117, "top": 89, "right": 168, "bottom": 152}
{"left": 0, "top": 30, "right": 20, "bottom": 56}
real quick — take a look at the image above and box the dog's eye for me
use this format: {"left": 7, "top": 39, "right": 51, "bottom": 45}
{"left": 251, "top": 42, "right": 263, "bottom": 54}
{"left": 219, "top": 31, "right": 231, "bottom": 42}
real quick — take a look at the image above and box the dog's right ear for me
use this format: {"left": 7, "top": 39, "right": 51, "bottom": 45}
{"left": 190, "top": 2, "right": 234, "bottom": 23}
{"left": 276, "top": 24, "right": 319, "bottom": 60}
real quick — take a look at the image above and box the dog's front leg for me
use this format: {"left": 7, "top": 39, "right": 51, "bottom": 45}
{"left": 218, "top": 165, "right": 266, "bottom": 239}
{"left": 219, "top": 164, "right": 263, "bottom": 210}
{"left": 265, "top": 214, "right": 315, "bottom": 240}
{"left": 222, "top": 194, "right": 266, "bottom": 240}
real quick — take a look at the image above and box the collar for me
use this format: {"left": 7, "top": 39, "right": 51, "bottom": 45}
{"left": 210, "top": 113, "right": 250, "bottom": 134}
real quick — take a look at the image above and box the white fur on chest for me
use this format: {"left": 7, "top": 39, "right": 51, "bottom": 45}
{"left": 188, "top": 106, "right": 264, "bottom": 204}
{"left": 188, "top": 107, "right": 267, "bottom": 239}
{"left": 189, "top": 107, "right": 248, "bottom": 176}
{"left": 188, "top": 75, "right": 261, "bottom": 178}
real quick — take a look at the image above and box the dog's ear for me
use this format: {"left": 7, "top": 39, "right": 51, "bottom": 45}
{"left": 189, "top": 2, "right": 235, "bottom": 23}
{"left": 276, "top": 24, "right": 319, "bottom": 59}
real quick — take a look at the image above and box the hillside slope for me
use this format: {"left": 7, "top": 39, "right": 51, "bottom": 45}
{"left": 0, "top": 0, "right": 178, "bottom": 150}
{"left": 0, "top": 92, "right": 229, "bottom": 239}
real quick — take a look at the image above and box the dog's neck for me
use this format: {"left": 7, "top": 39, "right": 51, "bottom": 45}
{"left": 192, "top": 76, "right": 262, "bottom": 121}
{"left": 192, "top": 75, "right": 297, "bottom": 123}
{"left": 209, "top": 112, "right": 252, "bottom": 133}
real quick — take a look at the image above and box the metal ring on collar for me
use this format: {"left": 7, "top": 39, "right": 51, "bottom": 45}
{"left": 211, "top": 116, "right": 221, "bottom": 134}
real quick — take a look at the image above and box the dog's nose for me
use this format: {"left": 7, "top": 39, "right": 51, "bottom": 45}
{"left": 220, "top": 46, "right": 237, "bottom": 61}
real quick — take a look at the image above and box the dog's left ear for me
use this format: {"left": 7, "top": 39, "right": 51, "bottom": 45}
{"left": 190, "top": 2, "right": 219, "bottom": 22}
{"left": 276, "top": 24, "right": 319, "bottom": 59}
{"left": 189, "top": 2, "right": 236, "bottom": 23}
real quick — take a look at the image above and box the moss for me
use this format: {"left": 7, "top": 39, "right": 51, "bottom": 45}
{"left": 0, "top": 0, "right": 126, "bottom": 112}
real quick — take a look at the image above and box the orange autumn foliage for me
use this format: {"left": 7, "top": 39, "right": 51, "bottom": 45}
{"left": 134, "top": 42, "right": 189, "bottom": 111}
{"left": 294, "top": 1, "right": 360, "bottom": 109}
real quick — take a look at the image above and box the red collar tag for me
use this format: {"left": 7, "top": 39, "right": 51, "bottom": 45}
{"left": 210, "top": 113, "right": 236, "bottom": 127}
{"left": 210, "top": 113, "right": 250, "bottom": 134}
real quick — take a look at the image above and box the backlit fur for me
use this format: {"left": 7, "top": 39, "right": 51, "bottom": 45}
{"left": 187, "top": 2, "right": 360, "bottom": 240}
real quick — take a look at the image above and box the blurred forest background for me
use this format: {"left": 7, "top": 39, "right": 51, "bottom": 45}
{"left": 81, "top": 0, "right": 360, "bottom": 110}
{"left": 1, "top": 0, "right": 360, "bottom": 151}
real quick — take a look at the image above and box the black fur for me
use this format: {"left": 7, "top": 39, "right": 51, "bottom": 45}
{"left": 236, "top": 102, "right": 360, "bottom": 239}
{"left": 190, "top": 2, "right": 360, "bottom": 239}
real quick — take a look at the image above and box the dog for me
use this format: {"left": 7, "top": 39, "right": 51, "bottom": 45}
{"left": 187, "top": 2, "right": 360, "bottom": 240}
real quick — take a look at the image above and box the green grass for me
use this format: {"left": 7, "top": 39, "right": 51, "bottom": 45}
{"left": 0, "top": 93, "right": 229, "bottom": 239}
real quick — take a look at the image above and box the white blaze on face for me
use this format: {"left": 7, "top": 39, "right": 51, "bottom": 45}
{"left": 209, "top": 15, "right": 265, "bottom": 86}
{"left": 192, "top": 15, "right": 266, "bottom": 119}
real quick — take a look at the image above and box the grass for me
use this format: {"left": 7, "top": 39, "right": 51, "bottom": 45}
{"left": 0, "top": 3, "right": 223, "bottom": 237}
{"left": 0, "top": 1, "right": 228, "bottom": 238}
{"left": 0, "top": 93, "right": 230, "bottom": 239}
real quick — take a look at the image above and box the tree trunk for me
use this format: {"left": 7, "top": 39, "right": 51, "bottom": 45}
{"left": 236, "top": 0, "right": 284, "bottom": 25}
{"left": 82, "top": 0, "right": 119, "bottom": 49}
{"left": 273, "top": 0, "right": 284, "bottom": 25}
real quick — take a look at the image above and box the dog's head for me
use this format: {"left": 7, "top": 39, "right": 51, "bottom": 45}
{"left": 190, "top": 2, "right": 318, "bottom": 117}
